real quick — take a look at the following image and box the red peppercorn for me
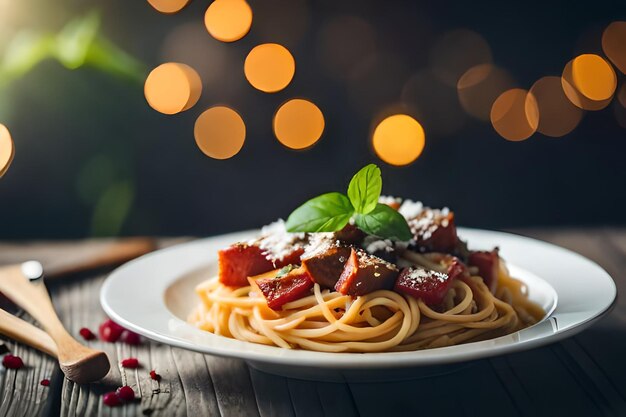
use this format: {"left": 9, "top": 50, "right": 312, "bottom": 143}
{"left": 103, "top": 391, "right": 121, "bottom": 407}
{"left": 2, "top": 354, "right": 24, "bottom": 369}
{"left": 99, "top": 319, "right": 124, "bottom": 343}
{"left": 149, "top": 370, "right": 161, "bottom": 381}
{"left": 121, "top": 358, "right": 139, "bottom": 368}
{"left": 116, "top": 385, "right": 135, "bottom": 402}
{"left": 121, "top": 330, "right": 141, "bottom": 345}
{"left": 40, "top": 379, "right": 50, "bottom": 386}
{"left": 79, "top": 327, "right": 96, "bottom": 341}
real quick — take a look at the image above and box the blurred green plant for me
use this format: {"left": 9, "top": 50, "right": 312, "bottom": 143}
{"left": 90, "top": 179, "right": 135, "bottom": 237}
{"left": 76, "top": 152, "right": 136, "bottom": 237}
{"left": 0, "top": 11, "right": 147, "bottom": 236}
{"left": 0, "top": 11, "right": 146, "bottom": 89}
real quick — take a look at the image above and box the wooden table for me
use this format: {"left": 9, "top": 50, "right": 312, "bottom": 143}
{"left": 0, "top": 229, "right": 624, "bottom": 417}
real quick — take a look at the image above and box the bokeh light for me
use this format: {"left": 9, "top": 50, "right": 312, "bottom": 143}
{"left": 147, "top": 0, "right": 191, "bottom": 14}
{"left": 194, "top": 106, "right": 246, "bottom": 159}
{"left": 401, "top": 70, "right": 466, "bottom": 136}
{"left": 0, "top": 124, "right": 14, "bottom": 178}
{"left": 244, "top": 43, "right": 295, "bottom": 93}
{"left": 204, "top": 0, "right": 253, "bottom": 43}
{"left": 317, "top": 16, "right": 377, "bottom": 80}
{"left": 372, "top": 114, "right": 425, "bottom": 166}
{"left": 273, "top": 99, "right": 325, "bottom": 150}
{"left": 561, "top": 59, "right": 613, "bottom": 111}
{"left": 429, "top": 29, "right": 492, "bottom": 87}
{"left": 457, "top": 64, "right": 515, "bottom": 120}
{"left": 571, "top": 54, "right": 617, "bottom": 101}
{"left": 530, "top": 76, "right": 583, "bottom": 138}
{"left": 602, "top": 22, "right": 626, "bottom": 74}
{"left": 490, "top": 88, "right": 539, "bottom": 142}
{"left": 144, "top": 63, "right": 202, "bottom": 115}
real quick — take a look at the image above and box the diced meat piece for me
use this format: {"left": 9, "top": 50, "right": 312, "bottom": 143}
{"left": 219, "top": 244, "right": 274, "bottom": 287}
{"left": 407, "top": 208, "right": 458, "bottom": 254}
{"left": 272, "top": 247, "right": 304, "bottom": 267}
{"left": 302, "top": 245, "right": 352, "bottom": 289}
{"left": 395, "top": 256, "right": 469, "bottom": 305}
{"left": 394, "top": 267, "right": 453, "bottom": 306}
{"left": 218, "top": 243, "right": 303, "bottom": 287}
{"left": 335, "top": 248, "right": 399, "bottom": 296}
{"left": 333, "top": 224, "right": 365, "bottom": 245}
{"left": 255, "top": 267, "right": 314, "bottom": 310}
{"left": 301, "top": 233, "right": 352, "bottom": 288}
{"left": 446, "top": 257, "right": 470, "bottom": 281}
{"left": 413, "top": 252, "right": 469, "bottom": 280}
{"left": 468, "top": 249, "right": 500, "bottom": 293}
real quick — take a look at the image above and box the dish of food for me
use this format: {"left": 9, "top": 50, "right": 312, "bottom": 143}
{"left": 188, "top": 165, "right": 545, "bottom": 353}
{"left": 188, "top": 221, "right": 545, "bottom": 353}
{"left": 100, "top": 165, "right": 615, "bottom": 380}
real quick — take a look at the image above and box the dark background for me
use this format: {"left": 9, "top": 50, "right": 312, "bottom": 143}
{"left": 0, "top": 0, "right": 625, "bottom": 239}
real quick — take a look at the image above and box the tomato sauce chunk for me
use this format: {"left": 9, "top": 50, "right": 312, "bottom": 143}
{"left": 394, "top": 267, "right": 452, "bottom": 306}
{"left": 408, "top": 208, "right": 458, "bottom": 254}
{"left": 335, "top": 248, "right": 399, "bottom": 296}
{"left": 218, "top": 243, "right": 303, "bottom": 287}
{"left": 468, "top": 249, "right": 500, "bottom": 293}
{"left": 255, "top": 267, "right": 314, "bottom": 310}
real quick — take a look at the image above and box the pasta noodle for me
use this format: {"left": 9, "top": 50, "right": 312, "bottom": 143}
{"left": 188, "top": 260, "right": 544, "bottom": 353}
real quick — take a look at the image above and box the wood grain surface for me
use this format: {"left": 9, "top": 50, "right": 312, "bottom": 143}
{"left": 0, "top": 229, "right": 624, "bottom": 416}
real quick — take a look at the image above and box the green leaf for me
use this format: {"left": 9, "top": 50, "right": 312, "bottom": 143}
{"left": 347, "top": 164, "right": 382, "bottom": 214}
{"left": 355, "top": 203, "right": 412, "bottom": 241}
{"left": 286, "top": 192, "right": 354, "bottom": 233}
{"left": 276, "top": 264, "right": 295, "bottom": 278}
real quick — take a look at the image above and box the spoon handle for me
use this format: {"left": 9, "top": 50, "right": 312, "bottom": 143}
{"left": 0, "top": 308, "right": 58, "bottom": 357}
{"left": 0, "top": 264, "right": 96, "bottom": 361}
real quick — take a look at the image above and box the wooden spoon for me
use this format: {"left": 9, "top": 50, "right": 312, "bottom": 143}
{"left": 0, "top": 262, "right": 110, "bottom": 383}
{"left": 0, "top": 308, "right": 58, "bottom": 357}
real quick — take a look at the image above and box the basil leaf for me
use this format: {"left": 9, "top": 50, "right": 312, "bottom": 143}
{"left": 286, "top": 192, "right": 354, "bottom": 233}
{"left": 355, "top": 203, "right": 412, "bottom": 241}
{"left": 347, "top": 164, "right": 382, "bottom": 215}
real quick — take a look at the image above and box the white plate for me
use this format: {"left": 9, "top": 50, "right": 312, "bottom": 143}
{"left": 100, "top": 228, "right": 616, "bottom": 382}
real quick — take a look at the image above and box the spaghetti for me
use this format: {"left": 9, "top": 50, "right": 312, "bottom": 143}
{"left": 189, "top": 254, "right": 544, "bottom": 353}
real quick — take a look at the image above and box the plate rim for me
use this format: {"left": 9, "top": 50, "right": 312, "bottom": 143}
{"left": 100, "top": 228, "right": 617, "bottom": 369}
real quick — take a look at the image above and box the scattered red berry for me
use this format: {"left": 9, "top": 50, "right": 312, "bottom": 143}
{"left": 2, "top": 354, "right": 24, "bottom": 369}
{"left": 121, "top": 330, "right": 141, "bottom": 345}
{"left": 121, "top": 358, "right": 139, "bottom": 368}
{"left": 99, "top": 319, "right": 124, "bottom": 343}
{"left": 40, "top": 379, "right": 50, "bottom": 386}
{"left": 103, "top": 391, "right": 121, "bottom": 407}
{"left": 116, "top": 385, "right": 135, "bottom": 402}
{"left": 149, "top": 370, "right": 161, "bottom": 381}
{"left": 79, "top": 327, "right": 96, "bottom": 341}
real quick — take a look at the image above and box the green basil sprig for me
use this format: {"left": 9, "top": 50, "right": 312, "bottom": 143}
{"left": 285, "top": 164, "right": 412, "bottom": 241}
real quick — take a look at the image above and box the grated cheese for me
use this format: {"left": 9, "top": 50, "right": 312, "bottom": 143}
{"left": 398, "top": 199, "right": 424, "bottom": 219}
{"left": 254, "top": 219, "right": 306, "bottom": 262}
